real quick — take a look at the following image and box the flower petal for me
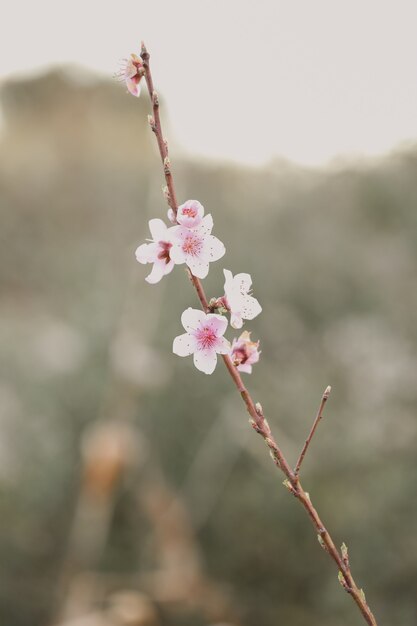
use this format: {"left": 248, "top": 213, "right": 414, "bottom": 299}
{"left": 126, "top": 78, "right": 141, "bottom": 97}
{"left": 204, "top": 235, "right": 225, "bottom": 263}
{"left": 145, "top": 260, "right": 166, "bottom": 284}
{"left": 216, "top": 336, "right": 231, "bottom": 354}
{"left": 242, "top": 296, "right": 262, "bottom": 320}
{"left": 173, "top": 332, "right": 197, "bottom": 356}
{"left": 231, "top": 312, "right": 243, "bottom": 329}
{"left": 193, "top": 348, "right": 217, "bottom": 374}
{"left": 234, "top": 272, "right": 253, "bottom": 295}
{"left": 181, "top": 308, "right": 206, "bottom": 332}
{"left": 196, "top": 213, "right": 213, "bottom": 236}
{"left": 135, "top": 242, "right": 157, "bottom": 264}
{"left": 206, "top": 314, "right": 228, "bottom": 336}
{"left": 162, "top": 259, "right": 175, "bottom": 276}
{"left": 223, "top": 269, "right": 234, "bottom": 294}
{"left": 186, "top": 256, "right": 210, "bottom": 279}
{"left": 238, "top": 363, "right": 252, "bottom": 374}
{"left": 149, "top": 218, "right": 168, "bottom": 241}
{"left": 169, "top": 243, "right": 187, "bottom": 265}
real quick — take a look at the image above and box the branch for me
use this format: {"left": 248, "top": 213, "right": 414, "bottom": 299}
{"left": 138, "top": 42, "right": 378, "bottom": 626}
{"left": 294, "top": 385, "right": 331, "bottom": 476}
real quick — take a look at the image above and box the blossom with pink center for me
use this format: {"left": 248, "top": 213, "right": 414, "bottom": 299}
{"left": 176, "top": 200, "right": 204, "bottom": 228}
{"left": 170, "top": 214, "right": 225, "bottom": 279}
{"left": 135, "top": 219, "right": 176, "bottom": 284}
{"left": 223, "top": 269, "right": 262, "bottom": 329}
{"left": 116, "top": 53, "right": 144, "bottom": 97}
{"left": 230, "top": 331, "right": 260, "bottom": 374}
{"left": 173, "top": 308, "right": 230, "bottom": 374}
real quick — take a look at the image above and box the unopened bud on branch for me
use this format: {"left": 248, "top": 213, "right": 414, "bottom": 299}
{"left": 164, "top": 156, "right": 171, "bottom": 174}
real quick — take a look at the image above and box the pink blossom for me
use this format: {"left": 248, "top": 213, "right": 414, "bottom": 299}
{"left": 170, "top": 214, "right": 225, "bottom": 279}
{"left": 116, "top": 53, "right": 144, "bottom": 97}
{"left": 223, "top": 269, "right": 262, "bottom": 329}
{"left": 135, "top": 219, "right": 176, "bottom": 284}
{"left": 176, "top": 200, "right": 204, "bottom": 228}
{"left": 230, "top": 331, "right": 260, "bottom": 374}
{"left": 173, "top": 308, "right": 230, "bottom": 374}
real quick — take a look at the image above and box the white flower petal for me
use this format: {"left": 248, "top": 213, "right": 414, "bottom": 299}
{"left": 135, "top": 242, "right": 157, "bottom": 264}
{"left": 173, "top": 333, "right": 197, "bottom": 357}
{"left": 193, "top": 348, "right": 217, "bottom": 374}
{"left": 238, "top": 363, "right": 252, "bottom": 374}
{"left": 162, "top": 259, "right": 175, "bottom": 276}
{"left": 186, "top": 257, "right": 210, "bottom": 279}
{"left": 223, "top": 269, "right": 233, "bottom": 289}
{"left": 216, "top": 336, "right": 231, "bottom": 354}
{"left": 169, "top": 243, "right": 186, "bottom": 265}
{"left": 242, "top": 296, "right": 262, "bottom": 320}
{"left": 181, "top": 308, "right": 206, "bottom": 332}
{"left": 204, "top": 235, "right": 225, "bottom": 263}
{"left": 206, "top": 314, "right": 228, "bottom": 336}
{"left": 149, "top": 218, "right": 167, "bottom": 241}
{"left": 234, "top": 272, "right": 252, "bottom": 294}
{"left": 196, "top": 213, "right": 213, "bottom": 236}
{"left": 231, "top": 312, "right": 243, "bottom": 329}
{"left": 145, "top": 261, "right": 166, "bottom": 284}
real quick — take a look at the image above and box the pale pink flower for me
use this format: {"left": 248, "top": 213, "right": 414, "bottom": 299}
{"left": 116, "top": 53, "right": 144, "bottom": 97}
{"left": 176, "top": 200, "right": 204, "bottom": 228}
{"left": 230, "top": 331, "right": 260, "bottom": 374}
{"left": 173, "top": 308, "right": 230, "bottom": 374}
{"left": 170, "top": 214, "right": 225, "bottom": 279}
{"left": 135, "top": 219, "right": 176, "bottom": 284}
{"left": 223, "top": 269, "right": 262, "bottom": 329}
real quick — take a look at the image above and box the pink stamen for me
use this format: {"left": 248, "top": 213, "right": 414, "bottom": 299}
{"left": 182, "top": 206, "right": 197, "bottom": 218}
{"left": 182, "top": 233, "right": 203, "bottom": 256}
{"left": 196, "top": 326, "right": 218, "bottom": 350}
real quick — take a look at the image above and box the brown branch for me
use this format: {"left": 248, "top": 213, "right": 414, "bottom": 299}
{"left": 138, "top": 42, "right": 378, "bottom": 626}
{"left": 294, "top": 385, "right": 331, "bottom": 476}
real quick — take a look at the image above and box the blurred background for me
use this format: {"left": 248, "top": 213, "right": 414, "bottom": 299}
{"left": 1, "top": 1, "right": 417, "bottom": 625}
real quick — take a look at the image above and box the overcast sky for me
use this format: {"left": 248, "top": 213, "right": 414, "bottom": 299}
{"left": 2, "top": 0, "right": 417, "bottom": 166}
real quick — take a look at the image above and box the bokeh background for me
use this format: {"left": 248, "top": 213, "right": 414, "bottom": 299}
{"left": 1, "top": 2, "right": 417, "bottom": 625}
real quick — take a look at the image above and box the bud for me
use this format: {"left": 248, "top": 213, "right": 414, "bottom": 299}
{"left": 317, "top": 535, "right": 326, "bottom": 550}
{"left": 338, "top": 571, "right": 347, "bottom": 588}
{"left": 164, "top": 156, "right": 171, "bottom": 174}
{"left": 147, "top": 115, "right": 156, "bottom": 131}
{"left": 152, "top": 90, "right": 159, "bottom": 106}
{"left": 324, "top": 385, "right": 332, "bottom": 399}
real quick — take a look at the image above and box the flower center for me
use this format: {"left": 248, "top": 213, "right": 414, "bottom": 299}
{"left": 182, "top": 233, "right": 203, "bottom": 257}
{"left": 182, "top": 206, "right": 197, "bottom": 218}
{"left": 196, "top": 326, "right": 218, "bottom": 350}
{"left": 157, "top": 241, "right": 172, "bottom": 264}
{"left": 232, "top": 347, "right": 248, "bottom": 365}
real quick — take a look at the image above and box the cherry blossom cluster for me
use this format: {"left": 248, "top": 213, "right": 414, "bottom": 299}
{"left": 119, "top": 54, "right": 262, "bottom": 375}
{"left": 135, "top": 197, "right": 262, "bottom": 375}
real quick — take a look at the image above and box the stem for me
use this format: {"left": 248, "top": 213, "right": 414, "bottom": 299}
{"left": 139, "top": 43, "right": 378, "bottom": 626}
{"left": 295, "top": 385, "right": 331, "bottom": 476}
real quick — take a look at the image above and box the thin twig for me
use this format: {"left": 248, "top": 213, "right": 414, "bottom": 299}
{"left": 294, "top": 385, "right": 331, "bottom": 476}
{"left": 138, "top": 42, "right": 378, "bottom": 626}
